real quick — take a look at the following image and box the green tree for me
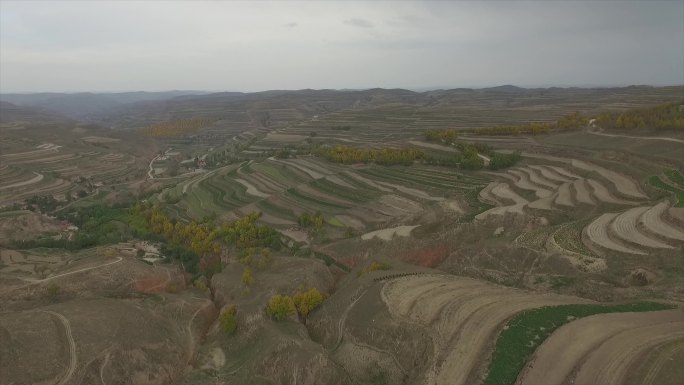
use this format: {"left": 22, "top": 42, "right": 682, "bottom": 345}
{"left": 266, "top": 294, "right": 296, "bottom": 321}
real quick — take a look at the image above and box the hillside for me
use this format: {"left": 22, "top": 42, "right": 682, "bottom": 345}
{"left": 1, "top": 86, "right": 683, "bottom": 385}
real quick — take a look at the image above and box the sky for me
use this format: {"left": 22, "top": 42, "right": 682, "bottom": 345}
{"left": 1, "top": 0, "right": 683, "bottom": 93}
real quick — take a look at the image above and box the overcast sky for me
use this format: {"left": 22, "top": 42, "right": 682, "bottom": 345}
{"left": 1, "top": 0, "right": 682, "bottom": 93}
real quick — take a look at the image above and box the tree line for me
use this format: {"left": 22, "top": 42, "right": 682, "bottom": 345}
{"left": 425, "top": 112, "right": 589, "bottom": 139}
{"left": 595, "top": 101, "right": 684, "bottom": 130}
{"left": 315, "top": 146, "right": 424, "bottom": 166}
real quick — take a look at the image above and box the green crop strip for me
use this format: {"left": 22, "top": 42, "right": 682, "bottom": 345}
{"left": 664, "top": 169, "right": 684, "bottom": 187}
{"left": 483, "top": 301, "right": 675, "bottom": 385}
{"left": 649, "top": 175, "right": 684, "bottom": 207}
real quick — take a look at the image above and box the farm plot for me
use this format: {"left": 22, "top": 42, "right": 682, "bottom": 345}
{"left": 481, "top": 161, "right": 644, "bottom": 218}
{"left": 522, "top": 153, "right": 647, "bottom": 200}
{"left": 380, "top": 274, "right": 591, "bottom": 385}
{"left": 548, "top": 221, "right": 606, "bottom": 272}
{"left": 517, "top": 309, "right": 684, "bottom": 385}
{"left": 582, "top": 202, "right": 684, "bottom": 255}
{"left": 649, "top": 175, "right": 684, "bottom": 207}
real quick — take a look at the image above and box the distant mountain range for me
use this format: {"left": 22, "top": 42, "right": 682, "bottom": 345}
{"left": 0, "top": 90, "right": 211, "bottom": 120}
{"left": 1, "top": 86, "right": 681, "bottom": 130}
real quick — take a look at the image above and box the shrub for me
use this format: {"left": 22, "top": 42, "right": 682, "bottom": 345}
{"left": 241, "top": 267, "right": 254, "bottom": 286}
{"left": 266, "top": 294, "right": 295, "bottom": 321}
{"left": 46, "top": 283, "right": 60, "bottom": 301}
{"left": 360, "top": 261, "right": 391, "bottom": 275}
{"left": 292, "top": 288, "right": 326, "bottom": 321}
{"left": 218, "top": 305, "right": 238, "bottom": 335}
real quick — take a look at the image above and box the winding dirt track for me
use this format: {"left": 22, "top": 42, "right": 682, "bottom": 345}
{"left": 588, "top": 130, "right": 684, "bottom": 144}
{"left": 518, "top": 309, "right": 684, "bottom": 385}
{"left": 19, "top": 257, "right": 123, "bottom": 284}
{"left": 381, "top": 275, "right": 589, "bottom": 385}
{"left": 43, "top": 310, "right": 77, "bottom": 385}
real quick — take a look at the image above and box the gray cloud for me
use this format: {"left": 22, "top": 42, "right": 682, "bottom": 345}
{"left": 0, "top": 1, "right": 682, "bottom": 93}
{"left": 343, "top": 18, "right": 373, "bottom": 28}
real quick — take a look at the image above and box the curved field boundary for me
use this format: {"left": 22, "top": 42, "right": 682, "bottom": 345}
{"left": 639, "top": 202, "right": 684, "bottom": 242}
{"left": 574, "top": 323, "right": 684, "bottom": 385}
{"left": 546, "top": 165, "right": 581, "bottom": 180}
{"left": 514, "top": 308, "right": 681, "bottom": 385}
{"left": 522, "top": 153, "right": 646, "bottom": 199}
{"left": 361, "top": 225, "right": 418, "bottom": 241}
{"left": 0, "top": 172, "right": 44, "bottom": 190}
{"left": 610, "top": 207, "right": 674, "bottom": 249}
{"left": 518, "top": 167, "right": 558, "bottom": 190}
{"left": 476, "top": 182, "right": 528, "bottom": 220}
{"left": 527, "top": 165, "right": 574, "bottom": 183}
{"left": 491, "top": 183, "right": 528, "bottom": 206}
{"left": 649, "top": 175, "right": 684, "bottom": 207}
{"left": 572, "top": 179, "right": 594, "bottom": 205}
{"left": 545, "top": 226, "right": 607, "bottom": 272}
{"left": 479, "top": 182, "right": 503, "bottom": 206}
{"left": 584, "top": 213, "right": 646, "bottom": 255}
{"left": 553, "top": 182, "right": 574, "bottom": 207}
{"left": 586, "top": 179, "right": 638, "bottom": 206}
{"left": 638, "top": 339, "right": 684, "bottom": 385}
{"left": 507, "top": 170, "right": 552, "bottom": 198}
{"left": 528, "top": 193, "right": 556, "bottom": 210}
{"left": 570, "top": 159, "right": 646, "bottom": 200}
{"left": 234, "top": 178, "right": 269, "bottom": 198}
{"left": 380, "top": 274, "right": 590, "bottom": 385}
{"left": 343, "top": 171, "right": 393, "bottom": 192}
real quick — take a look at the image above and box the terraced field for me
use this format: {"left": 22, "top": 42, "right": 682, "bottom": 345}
{"left": 477, "top": 156, "right": 646, "bottom": 220}
{"left": 380, "top": 274, "right": 592, "bottom": 385}
{"left": 583, "top": 202, "right": 684, "bottom": 255}
{"left": 166, "top": 156, "right": 486, "bottom": 238}
{"left": 518, "top": 309, "right": 684, "bottom": 385}
{"left": 0, "top": 139, "right": 143, "bottom": 205}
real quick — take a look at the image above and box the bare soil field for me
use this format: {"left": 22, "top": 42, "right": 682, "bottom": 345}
{"left": 380, "top": 274, "right": 592, "bottom": 385}
{"left": 518, "top": 309, "right": 684, "bottom": 385}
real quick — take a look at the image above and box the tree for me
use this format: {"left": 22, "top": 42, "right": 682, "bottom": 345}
{"left": 219, "top": 305, "right": 238, "bottom": 334}
{"left": 292, "top": 288, "right": 325, "bottom": 322}
{"left": 266, "top": 294, "right": 295, "bottom": 321}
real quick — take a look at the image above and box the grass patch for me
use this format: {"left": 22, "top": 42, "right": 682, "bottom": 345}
{"left": 462, "top": 185, "right": 493, "bottom": 222}
{"left": 552, "top": 220, "right": 597, "bottom": 257}
{"left": 483, "top": 301, "right": 674, "bottom": 385}
{"left": 515, "top": 226, "right": 557, "bottom": 251}
{"left": 664, "top": 169, "right": 684, "bottom": 187}
{"left": 328, "top": 216, "right": 345, "bottom": 227}
{"left": 649, "top": 175, "right": 684, "bottom": 207}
